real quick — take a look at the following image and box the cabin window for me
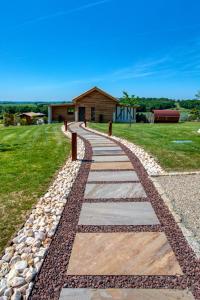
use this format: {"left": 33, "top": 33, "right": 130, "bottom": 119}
{"left": 91, "top": 107, "right": 95, "bottom": 121}
{"left": 67, "top": 107, "right": 74, "bottom": 115}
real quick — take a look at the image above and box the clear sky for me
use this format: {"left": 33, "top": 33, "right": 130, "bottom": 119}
{"left": 0, "top": 0, "right": 200, "bottom": 101}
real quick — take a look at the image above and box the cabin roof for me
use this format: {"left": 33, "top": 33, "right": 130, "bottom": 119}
{"left": 20, "top": 112, "right": 45, "bottom": 117}
{"left": 72, "top": 86, "right": 118, "bottom": 103}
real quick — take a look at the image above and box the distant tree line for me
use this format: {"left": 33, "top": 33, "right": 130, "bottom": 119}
{"left": 119, "top": 95, "right": 177, "bottom": 112}
{"left": 178, "top": 100, "right": 200, "bottom": 110}
{"left": 0, "top": 103, "right": 48, "bottom": 116}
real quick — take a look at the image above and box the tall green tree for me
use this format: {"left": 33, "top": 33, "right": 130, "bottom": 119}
{"left": 121, "top": 91, "right": 137, "bottom": 127}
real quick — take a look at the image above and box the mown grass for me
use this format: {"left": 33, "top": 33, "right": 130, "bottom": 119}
{"left": 0, "top": 124, "right": 70, "bottom": 253}
{"left": 89, "top": 122, "right": 200, "bottom": 172}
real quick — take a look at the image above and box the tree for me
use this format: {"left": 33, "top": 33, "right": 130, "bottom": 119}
{"left": 120, "top": 91, "right": 137, "bottom": 127}
{"left": 189, "top": 108, "right": 200, "bottom": 120}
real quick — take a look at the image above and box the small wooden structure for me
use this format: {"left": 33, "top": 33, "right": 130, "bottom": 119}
{"left": 153, "top": 110, "right": 180, "bottom": 123}
{"left": 20, "top": 112, "right": 45, "bottom": 124}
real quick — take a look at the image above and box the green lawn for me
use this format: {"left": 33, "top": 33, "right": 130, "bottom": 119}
{"left": 89, "top": 122, "right": 200, "bottom": 172}
{"left": 0, "top": 124, "right": 70, "bottom": 253}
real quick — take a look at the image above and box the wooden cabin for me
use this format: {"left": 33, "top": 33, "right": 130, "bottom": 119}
{"left": 48, "top": 87, "right": 137, "bottom": 123}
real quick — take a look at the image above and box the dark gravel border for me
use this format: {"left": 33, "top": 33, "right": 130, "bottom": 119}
{"left": 89, "top": 169, "right": 135, "bottom": 171}
{"left": 86, "top": 180, "right": 140, "bottom": 184}
{"left": 29, "top": 124, "right": 200, "bottom": 300}
{"left": 63, "top": 275, "right": 187, "bottom": 289}
{"left": 77, "top": 225, "right": 162, "bottom": 233}
{"left": 84, "top": 197, "right": 149, "bottom": 202}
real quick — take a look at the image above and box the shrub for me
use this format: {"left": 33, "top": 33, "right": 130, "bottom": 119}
{"left": 19, "top": 118, "right": 28, "bottom": 126}
{"left": 3, "top": 113, "right": 15, "bottom": 126}
{"left": 43, "top": 116, "right": 48, "bottom": 124}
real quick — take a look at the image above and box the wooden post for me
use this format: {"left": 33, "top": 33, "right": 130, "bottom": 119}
{"left": 64, "top": 120, "right": 67, "bottom": 131}
{"left": 72, "top": 132, "right": 77, "bottom": 161}
{"left": 84, "top": 119, "right": 87, "bottom": 127}
{"left": 108, "top": 121, "right": 112, "bottom": 136}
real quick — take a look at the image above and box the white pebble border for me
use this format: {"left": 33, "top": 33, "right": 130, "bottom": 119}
{"left": 83, "top": 125, "right": 165, "bottom": 176}
{"left": 0, "top": 124, "right": 85, "bottom": 300}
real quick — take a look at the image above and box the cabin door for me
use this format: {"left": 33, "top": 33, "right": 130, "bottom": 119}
{"left": 78, "top": 107, "right": 85, "bottom": 121}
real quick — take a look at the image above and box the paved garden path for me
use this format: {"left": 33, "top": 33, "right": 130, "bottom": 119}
{"left": 30, "top": 123, "right": 200, "bottom": 300}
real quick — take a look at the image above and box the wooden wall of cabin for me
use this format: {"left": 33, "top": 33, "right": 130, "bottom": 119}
{"left": 75, "top": 90, "right": 116, "bottom": 122}
{"left": 51, "top": 106, "right": 75, "bottom": 122}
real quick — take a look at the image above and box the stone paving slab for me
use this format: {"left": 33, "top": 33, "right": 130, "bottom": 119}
{"left": 87, "top": 136, "right": 110, "bottom": 142}
{"left": 84, "top": 183, "right": 147, "bottom": 199}
{"left": 67, "top": 232, "right": 183, "bottom": 275}
{"left": 90, "top": 141, "right": 112, "bottom": 144}
{"left": 92, "top": 155, "right": 130, "bottom": 162}
{"left": 92, "top": 146, "right": 122, "bottom": 150}
{"left": 88, "top": 140, "right": 110, "bottom": 142}
{"left": 93, "top": 150, "right": 125, "bottom": 156}
{"left": 90, "top": 162, "right": 134, "bottom": 170}
{"left": 60, "top": 288, "right": 195, "bottom": 300}
{"left": 87, "top": 171, "right": 139, "bottom": 182}
{"left": 87, "top": 137, "right": 109, "bottom": 140}
{"left": 77, "top": 134, "right": 97, "bottom": 138}
{"left": 90, "top": 143, "right": 117, "bottom": 147}
{"left": 78, "top": 202, "right": 160, "bottom": 225}
{"left": 90, "top": 141, "right": 116, "bottom": 144}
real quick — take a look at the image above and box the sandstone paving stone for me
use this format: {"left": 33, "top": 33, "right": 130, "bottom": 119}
{"left": 93, "top": 149, "right": 125, "bottom": 155}
{"left": 59, "top": 288, "right": 195, "bottom": 300}
{"left": 87, "top": 171, "right": 139, "bottom": 182}
{"left": 90, "top": 162, "right": 134, "bottom": 170}
{"left": 92, "top": 155, "right": 130, "bottom": 162}
{"left": 66, "top": 232, "right": 183, "bottom": 275}
{"left": 78, "top": 202, "right": 160, "bottom": 225}
{"left": 92, "top": 146, "right": 122, "bottom": 150}
{"left": 87, "top": 137, "right": 109, "bottom": 141}
{"left": 91, "top": 144, "right": 117, "bottom": 148}
{"left": 84, "top": 183, "right": 147, "bottom": 199}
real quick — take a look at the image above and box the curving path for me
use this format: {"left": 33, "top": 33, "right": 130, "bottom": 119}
{"left": 30, "top": 122, "right": 200, "bottom": 300}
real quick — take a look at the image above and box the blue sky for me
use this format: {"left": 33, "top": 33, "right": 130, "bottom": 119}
{"left": 0, "top": 0, "right": 200, "bottom": 101}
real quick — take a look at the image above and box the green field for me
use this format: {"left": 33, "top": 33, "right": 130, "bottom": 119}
{"left": 0, "top": 124, "right": 70, "bottom": 253}
{"left": 89, "top": 122, "right": 200, "bottom": 172}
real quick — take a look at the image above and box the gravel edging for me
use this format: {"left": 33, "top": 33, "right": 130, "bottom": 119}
{"left": 85, "top": 125, "right": 165, "bottom": 176}
{"left": 0, "top": 125, "right": 85, "bottom": 300}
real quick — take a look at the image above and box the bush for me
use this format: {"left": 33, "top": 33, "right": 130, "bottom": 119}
{"left": 19, "top": 118, "right": 28, "bottom": 126}
{"left": 188, "top": 109, "right": 200, "bottom": 121}
{"left": 43, "top": 116, "right": 48, "bottom": 124}
{"left": 3, "top": 113, "right": 15, "bottom": 126}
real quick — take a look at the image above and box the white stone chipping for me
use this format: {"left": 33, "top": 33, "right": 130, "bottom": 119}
{"left": 0, "top": 124, "right": 85, "bottom": 300}
{"left": 84, "top": 125, "right": 164, "bottom": 176}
